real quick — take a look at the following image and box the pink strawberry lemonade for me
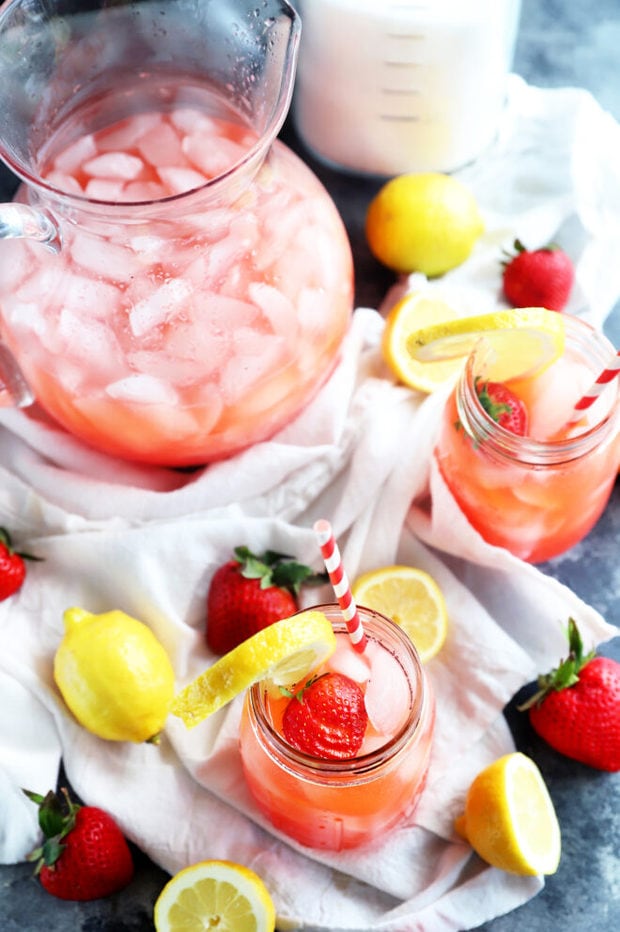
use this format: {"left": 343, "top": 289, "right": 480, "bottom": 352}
{"left": 239, "top": 607, "right": 435, "bottom": 851}
{"left": 0, "top": 75, "right": 353, "bottom": 464}
{"left": 436, "top": 315, "right": 620, "bottom": 562}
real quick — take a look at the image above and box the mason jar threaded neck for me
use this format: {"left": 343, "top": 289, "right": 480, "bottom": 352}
{"left": 456, "top": 316, "right": 619, "bottom": 467}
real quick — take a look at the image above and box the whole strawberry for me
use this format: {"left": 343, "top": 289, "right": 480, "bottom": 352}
{"left": 206, "top": 546, "right": 325, "bottom": 654}
{"left": 519, "top": 618, "right": 620, "bottom": 772}
{"left": 282, "top": 672, "right": 368, "bottom": 760}
{"left": 24, "top": 788, "right": 134, "bottom": 900}
{"left": 502, "top": 239, "right": 574, "bottom": 312}
{"left": 0, "top": 527, "right": 42, "bottom": 602}
{"left": 475, "top": 378, "right": 528, "bottom": 435}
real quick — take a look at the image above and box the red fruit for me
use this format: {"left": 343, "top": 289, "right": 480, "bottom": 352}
{"left": 520, "top": 618, "right": 620, "bottom": 772}
{"left": 0, "top": 527, "right": 27, "bottom": 601}
{"left": 206, "top": 546, "right": 324, "bottom": 654}
{"left": 501, "top": 239, "right": 574, "bottom": 312}
{"left": 282, "top": 672, "right": 369, "bottom": 760}
{"left": 24, "top": 788, "right": 134, "bottom": 901}
{"left": 475, "top": 378, "right": 528, "bottom": 435}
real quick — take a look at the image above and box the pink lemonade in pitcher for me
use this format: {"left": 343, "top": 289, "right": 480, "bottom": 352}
{"left": 239, "top": 607, "right": 435, "bottom": 851}
{"left": 0, "top": 76, "right": 353, "bottom": 464}
{"left": 436, "top": 316, "right": 620, "bottom": 562}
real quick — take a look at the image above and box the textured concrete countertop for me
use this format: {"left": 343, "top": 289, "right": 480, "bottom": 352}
{"left": 1, "top": 1, "right": 619, "bottom": 930}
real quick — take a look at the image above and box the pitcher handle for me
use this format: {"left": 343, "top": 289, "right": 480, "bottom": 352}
{"left": 0, "top": 202, "right": 57, "bottom": 407}
{"left": 0, "top": 342, "right": 35, "bottom": 407}
{"left": 0, "top": 202, "right": 62, "bottom": 253}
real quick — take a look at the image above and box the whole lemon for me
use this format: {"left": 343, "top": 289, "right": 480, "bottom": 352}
{"left": 365, "top": 172, "right": 484, "bottom": 277}
{"left": 54, "top": 607, "right": 175, "bottom": 743}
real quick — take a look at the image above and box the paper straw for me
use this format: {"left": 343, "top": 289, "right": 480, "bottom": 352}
{"left": 569, "top": 349, "right": 620, "bottom": 423}
{"left": 313, "top": 519, "right": 367, "bottom": 653}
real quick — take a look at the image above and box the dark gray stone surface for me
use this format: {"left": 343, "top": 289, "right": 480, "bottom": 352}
{"left": 1, "top": 1, "right": 619, "bottom": 930}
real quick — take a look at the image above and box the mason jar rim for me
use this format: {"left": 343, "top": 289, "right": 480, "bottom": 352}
{"left": 457, "top": 314, "right": 619, "bottom": 466}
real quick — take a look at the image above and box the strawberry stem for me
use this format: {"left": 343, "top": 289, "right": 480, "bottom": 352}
{"left": 23, "top": 787, "right": 80, "bottom": 870}
{"left": 517, "top": 618, "right": 596, "bottom": 711}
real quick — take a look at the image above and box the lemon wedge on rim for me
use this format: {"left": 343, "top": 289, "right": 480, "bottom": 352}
{"left": 352, "top": 565, "right": 448, "bottom": 662}
{"left": 406, "top": 307, "right": 565, "bottom": 383}
{"left": 154, "top": 859, "right": 276, "bottom": 932}
{"left": 382, "top": 292, "right": 463, "bottom": 393}
{"left": 454, "top": 752, "right": 561, "bottom": 876}
{"left": 171, "top": 610, "right": 336, "bottom": 728}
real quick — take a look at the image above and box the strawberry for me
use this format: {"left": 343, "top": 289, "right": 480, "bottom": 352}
{"left": 501, "top": 239, "right": 574, "bottom": 312}
{"left": 519, "top": 618, "right": 620, "bottom": 772}
{"left": 24, "top": 788, "right": 134, "bottom": 900}
{"left": 0, "top": 527, "right": 42, "bottom": 602}
{"left": 475, "top": 378, "right": 528, "bottom": 435}
{"left": 282, "top": 672, "right": 368, "bottom": 760}
{"left": 206, "top": 546, "right": 325, "bottom": 654}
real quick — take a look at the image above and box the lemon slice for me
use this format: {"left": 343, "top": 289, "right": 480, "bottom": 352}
{"left": 454, "top": 752, "right": 561, "bottom": 876}
{"left": 382, "top": 292, "right": 463, "bottom": 393}
{"left": 154, "top": 859, "right": 276, "bottom": 932}
{"left": 406, "top": 307, "right": 565, "bottom": 382}
{"left": 351, "top": 565, "right": 448, "bottom": 662}
{"left": 171, "top": 610, "right": 336, "bottom": 728}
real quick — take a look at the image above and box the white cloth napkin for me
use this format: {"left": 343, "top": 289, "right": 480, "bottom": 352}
{"left": 1, "top": 76, "right": 619, "bottom": 931}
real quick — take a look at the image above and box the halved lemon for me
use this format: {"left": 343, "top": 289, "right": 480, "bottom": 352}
{"left": 406, "top": 307, "right": 565, "bottom": 382}
{"left": 171, "top": 610, "right": 336, "bottom": 728}
{"left": 154, "top": 859, "right": 276, "bottom": 932}
{"left": 454, "top": 752, "right": 561, "bottom": 876}
{"left": 382, "top": 292, "right": 463, "bottom": 393}
{"left": 351, "top": 565, "right": 448, "bottom": 662}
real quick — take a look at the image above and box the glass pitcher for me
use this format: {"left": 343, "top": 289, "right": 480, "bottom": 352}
{"left": 0, "top": 0, "right": 354, "bottom": 466}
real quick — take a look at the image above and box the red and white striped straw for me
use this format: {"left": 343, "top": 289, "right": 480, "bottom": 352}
{"left": 313, "top": 519, "right": 367, "bottom": 653}
{"left": 569, "top": 349, "right": 620, "bottom": 423}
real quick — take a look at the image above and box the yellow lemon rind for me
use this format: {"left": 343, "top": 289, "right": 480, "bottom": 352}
{"left": 171, "top": 610, "right": 336, "bottom": 728}
{"left": 405, "top": 307, "right": 565, "bottom": 382}
{"left": 382, "top": 292, "right": 464, "bottom": 393}
{"left": 456, "top": 752, "right": 561, "bottom": 876}
{"left": 54, "top": 607, "right": 175, "bottom": 744}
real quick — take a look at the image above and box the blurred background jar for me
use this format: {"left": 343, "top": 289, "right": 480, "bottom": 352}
{"left": 292, "top": 0, "right": 522, "bottom": 176}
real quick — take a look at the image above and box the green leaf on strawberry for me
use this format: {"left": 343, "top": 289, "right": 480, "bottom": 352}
{"left": 233, "top": 545, "right": 324, "bottom": 595}
{"left": 519, "top": 618, "right": 596, "bottom": 707}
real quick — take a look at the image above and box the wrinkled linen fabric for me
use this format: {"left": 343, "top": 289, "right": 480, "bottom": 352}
{"left": 1, "top": 77, "right": 619, "bottom": 931}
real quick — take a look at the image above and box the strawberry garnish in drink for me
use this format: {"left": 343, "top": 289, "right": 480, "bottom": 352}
{"left": 475, "top": 378, "right": 528, "bottom": 435}
{"left": 282, "top": 672, "right": 369, "bottom": 760}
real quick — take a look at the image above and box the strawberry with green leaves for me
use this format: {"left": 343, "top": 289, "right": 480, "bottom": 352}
{"left": 519, "top": 618, "right": 620, "bottom": 772}
{"left": 206, "top": 546, "right": 325, "bottom": 654}
{"left": 24, "top": 788, "right": 134, "bottom": 900}
{"left": 0, "top": 527, "right": 41, "bottom": 602}
{"left": 501, "top": 239, "right": 574, "bottom": 312}
{"left": 282, "top": 672, "right": 369, "bottom": 760}
{"left": 475, "top": 378, "right": 528, "bottom": 435}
